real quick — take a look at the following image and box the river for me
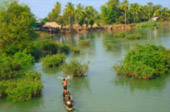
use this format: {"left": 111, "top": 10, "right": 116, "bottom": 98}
{"left": 0, "top": 26, "right": 170, "bottom": 112}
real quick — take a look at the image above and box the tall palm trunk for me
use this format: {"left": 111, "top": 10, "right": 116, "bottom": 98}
{"left": 125, "top": 10, "right": 127, "bottom": 25}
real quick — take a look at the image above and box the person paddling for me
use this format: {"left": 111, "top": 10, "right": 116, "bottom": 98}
{"left": 62, "top": 78, "right": 67, "bottom": 89}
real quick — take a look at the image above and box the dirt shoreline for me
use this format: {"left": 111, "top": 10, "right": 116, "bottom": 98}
{"left": 38, "top": 24, "right": 135, "bottom": 35}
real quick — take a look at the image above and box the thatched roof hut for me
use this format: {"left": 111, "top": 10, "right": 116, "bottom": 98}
{"left": 93, "top": 23, "right": 99, "bottom": 28}
{"left": 43, "top": 22, "right": 61, "bottom": 28}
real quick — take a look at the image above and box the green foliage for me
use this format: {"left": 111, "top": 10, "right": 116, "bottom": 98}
{"left": 0, "top": 71, "right": 43, "bottom": 102}
{"left": 48, "top": 2, "right": 61, "bottom": 21}
{"left": 114, "top": 31, "right": 142, "bottom": 40}
{"left": 0, "top": 0, "right": 36, "bottom": 54}
{"left": 37, "top": 40, "right": 59, "bottom": 56}
{"left": 26, "top": 44, "right": 43, "bottom": 60}
{"left": 101, "top": 0, "right": 120, "bottom": 24}
{"left": 58, "top": 44, "right": 70, "bottom": 54}
{"left": 62, "top": 60, "right": 89, "bottom": 77}
{"left": 89, "top": 19, "right": 95, "bottom": 28}
{"left": 114, "top": 44, "right": 170, "bottom": 79}
{"left": 63, "top": 2, "right": 75, "bottom": 29}
{"left": 42, "top": 54, "right": 65, "bottom": 67}
{"left": 114, "top": 31, "right": 127, "bottom": 38}
{"left": 75, "top": 3, "right": 86, "bottom": 27}
{"left": 125, "top": 34, "right": 142, "bottom": 40}
{"left": 37, "top": 40, "right": 71, "bottom": 56}
{"left": 0, "top": 52, "right": 34, "bottom": 80}
{"left": 84, "top": 6, "right": 98, "bottom": 27}
{"left": 105, "top": 43, "right": 114, "bottom": 50}
{"left": 136, "top": 21, "right": 161, "bottom": 28}
{"left": 79, "top": 40, "right": 90, "bottom": 46}
{"left": 71, "top": 47, "right": 80, "bottom": 54}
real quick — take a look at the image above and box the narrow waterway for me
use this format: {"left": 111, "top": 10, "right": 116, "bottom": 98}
{"left": 0, "top": 26, "right": 170, "bottom": 112}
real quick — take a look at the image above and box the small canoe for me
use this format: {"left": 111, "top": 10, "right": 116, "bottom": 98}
{"left": 63, "top": 92, "right": 74, "bottom": 111}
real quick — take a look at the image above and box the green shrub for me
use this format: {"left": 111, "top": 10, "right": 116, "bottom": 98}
{"left": 62, "top": 60, "right": 89, "bottom": 77}
{"left": 42, "top": 54, "right": 65, "bottom": 67}
{"left": 0, "top": 52, "right": 34, "bottom": 80}
{"left": 114, "top": 43, "right": 170, "bottom": 80}
{"left": 113, "top": 32, "right": 142, "bottom": 40}
{"left": 79, "top": 40, "right": 90, "bottom": 46}
{"left": 0, "top": 71, "right": 43, "bottom": 102}
{"left": 105, "top": 43, "right": 114, "bottom": 50}
{"left": 71, "top": 47, "right": 80, "bottom": 54}
{"left": 25, "top": 43, "right": 43, "bottom": 60}
{"left": 6, "top": 71, "right": 43, "bottom": 102}
{"left": 136, "top": 21, "right": 161, "bottom": 28}
{"left": 125, "top": 34, "right": 142, "bottom": 40}
{"left": 58, "top": 44, "right": 70, "bottom": 54}
{"left": 114, "top": 31, "right": 127, "bottom": 38}
{"left": 0, "top": 80, "right": 12, "bottom": 98}
{"left": 37, "top": 40, "right": 59, "bottom": 56}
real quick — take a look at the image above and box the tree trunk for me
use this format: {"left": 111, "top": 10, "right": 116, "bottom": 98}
{"left": 125, "top": 10, "right": 127, "bottom": 25}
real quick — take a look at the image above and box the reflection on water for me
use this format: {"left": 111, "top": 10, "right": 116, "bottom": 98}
{"left": 114, "top": 75, "right": 170, "bottom": 93}
{"left": 42, "top": 66, "right": 61, "bottom": 74}
{"left": 0, "top": 26, "right": 170, "bottom": 112}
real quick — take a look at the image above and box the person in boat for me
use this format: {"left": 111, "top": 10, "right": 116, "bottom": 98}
{"left": 62, "top": 78, "right": 67, "bottom": 89}
{"left": 63, "top": 89, "right": 68, "bottom": 97}
{"left": 67, "top": 100, "right": 73, "bottom": 108}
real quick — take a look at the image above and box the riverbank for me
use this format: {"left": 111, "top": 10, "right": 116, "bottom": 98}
{"left": 37, "top": 21, "right": 169, "bottom": 35}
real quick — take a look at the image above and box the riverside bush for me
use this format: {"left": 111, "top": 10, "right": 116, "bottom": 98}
{"left": 114, "top": 31, "right": 127, "bottom": 38}
{"left": 62, "top": 60, "right": 89, "bottom": 77}
{"left": 105, "top": 43, "right": 114, "bottom": 50}
{"left": 136, "top": 21, "right": 161, "bottom": 28}
{"left": 114, "top": 44, "right": 170, "bottom": 80}
{"left": 79, "top": 40, "right": 90, "bottom": 46}
{"left": 71, "top": 47, "right": 80, "bottom": 54}
{"left": 58, "top": 44, "right": 70, "bottom": 54}
{"left": 125, "top": 34, "right": 142, "bottom": 40}
{"left": 0, "top": 71, "right": 43, "bottom": 102}
{"left": 37, "top": 40, "right": 59, "bottom": 56}
{"left": 114, "top": 31, "right": 142, "bottom": 40}
{"left": 42, "top": 54, "right": 65, "bottom": 67}
{"left": 0, "top": 52, "right": 34, "bottom": 80}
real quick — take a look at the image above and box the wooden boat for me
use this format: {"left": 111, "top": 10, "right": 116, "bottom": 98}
{"left": 63, "top": 92, "right": 74, "bottom": 111}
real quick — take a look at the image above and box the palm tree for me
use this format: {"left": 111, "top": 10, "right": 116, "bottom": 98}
{"left": 63, "top": 2, "right": 75, "bottom": 29}
{"left": 84, "top": 6, "right": 97, "bottom": 28}
{"left": 48, "top": 2, "right": 61, "bottom": 21}
{"left": 75, "top": 3, "right": 85, "bottom": 27}
{"left": 130, "top": 3, "right": 140, "bottom": 23}
{"left": 160, "top": 8, "right": 170, "bottom": 21}
{"left": 147, "top": 2, "right": 153, "bottom": 20}
{"left": 153, "top": 5, "right": 162, "bottom": 17}
{"left": 122, "top": 0, "right": 129, "bottom": 24}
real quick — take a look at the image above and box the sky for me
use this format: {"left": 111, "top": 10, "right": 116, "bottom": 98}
{"left": 16, "top": 0, "right": 170, "bottom": 18}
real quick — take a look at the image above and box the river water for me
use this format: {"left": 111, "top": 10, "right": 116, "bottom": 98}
{"left": 0, "top": 26, "right": 170, "bottom": 112}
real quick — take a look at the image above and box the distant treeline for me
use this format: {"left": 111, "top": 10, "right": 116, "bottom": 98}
{"left": 37, "top": 0, "right": 170, "bottom": 28}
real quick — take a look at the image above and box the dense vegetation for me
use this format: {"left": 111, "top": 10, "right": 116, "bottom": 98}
{"left": 62, "top": 60, "right": 89, "bottom": 77}
{"left": 0, "top": 0, "right": 43, "bottom": 102}
{"left": 0, "top": 72, "right": 43, "bottom": 102}
{"left": 71, "top": 47, "right": 80, "bottom": 54}
{"left": 0, "top": 52, "right": 34, "bottom": 80}
{"left": 136, "top": 21, "right": 161, "bottom": 28}
{"left": 114, "top": 31, "right": 142, "bottom": 40}
{"left": 42, "top": 54, "right": 65, "bottom": 67}
{"left": 37, "top": 0, "right": 170, "bottom": 28}
{"left": 114, "top": 44, "right": 170, "bottom": 80}
{"left": 79, "top": 40, "right": 91, "bottom": 46}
